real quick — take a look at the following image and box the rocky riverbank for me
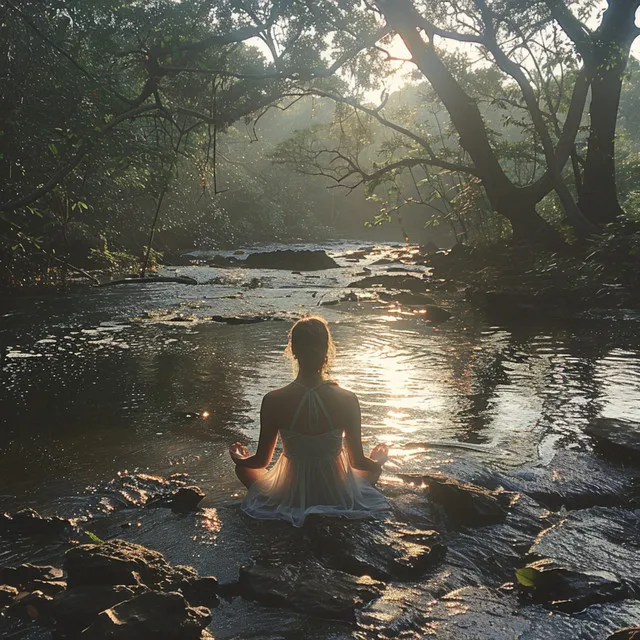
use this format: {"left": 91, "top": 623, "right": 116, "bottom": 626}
{"left": 1, "top": 417, "right": 638, "bottom": 639}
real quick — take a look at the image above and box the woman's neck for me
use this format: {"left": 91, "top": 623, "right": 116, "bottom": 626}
{"left": 295, "top": 371, "right": 324, "bottom": 388}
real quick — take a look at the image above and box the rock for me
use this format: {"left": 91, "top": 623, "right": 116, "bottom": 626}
{"left": 608, "top": 628, "right": 640, "bottom": 640}
{"left": 366, "top": 586, "right": 640, "bottom": 640}
{"left": 421, "top": 305, "right": 453, "bottom": 323}
{"left": 51, "top": 585, "right": 136, "bottom": 636}
{"left": 238, "top": 559, "right": 384, "bottom": 621}
{"left": 209, "top": 314, "right": 285, "bottom": 325}
{"left": 379, "top": 291, "right": 436, "bottom": 306}
{"left": 400, "top": 474, "right": 514, "bottom": 527}
{"left": 307, "top": 517, "right": 445, "bottom": 582}
{"left": 508, "top": 450, "right": 640, "bottom": 510}
{"left": 244, "top": 250, "right": 339, "bottom": 271}
{"left": 81, "top": 591, "right": 211, "bottom": 640}
{"left": 529, "top": 507, "right": 640, "bottom": 593}
{"left": 320, "top": 299, "right": 340, "bottom": 306}
{"left": 64, "top": 539, "right": 195, "bottom": 590}
{"left": 348, "top": 275, "right": 429, "bottom": 293}
{"left": 147, "top": 486, "right": 206, "bottom": 512}
{"left": 6, "top": 590, "right": 53, "bottom": 625}
{"left": 516, "top": 558, "right": 629, "bottom": 613}
{"left": 30, "top": 580, "right": 66, "bottom": 597}
{"left": 206, "top": 255, "right": 240, "bottom": 267}
{"left": 586, "top": 418, "right": 640, "bottom": 466}
{"left": 179, "top": 576, "right": 219, "bottom": 608}
{"left": 0, "top": 564, "right": 63, "bottom": 589}
{"left": 421, "top": 241, "right": 440, "bottom": 254}
{"left": 0, "top": 584, "right": 19, "bottom": 607}
{"left": 0, "top": 509, "right": 74, "bottom": 537}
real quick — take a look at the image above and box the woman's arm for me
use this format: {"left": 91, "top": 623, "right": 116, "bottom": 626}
{"left": 233, "top": 393, "right": 279, "bottom": 469}
{"left": 344, "top": 393, "right": 383, "bottom": 476}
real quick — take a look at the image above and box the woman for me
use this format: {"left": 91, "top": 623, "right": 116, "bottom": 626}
{"left": 229, "top": 315, "right": 389, "bottom": 527}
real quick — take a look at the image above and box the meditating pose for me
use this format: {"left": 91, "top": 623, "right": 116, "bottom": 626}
{"left": 229, "top": 315, "right": 390, "bottom": 527}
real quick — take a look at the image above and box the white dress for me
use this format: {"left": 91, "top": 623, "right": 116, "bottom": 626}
{"left": 241, "top": 382, "right": 390, "bottom": 527}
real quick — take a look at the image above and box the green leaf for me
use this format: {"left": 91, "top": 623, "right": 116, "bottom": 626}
{"left": 86, "top": 531, "right": 104, "bottom": 544}
{"left": 515, "top": 566, "right": 539, "bottom": 588}
{"left": 48, "top": 143, "right": 58, "bottom": 155}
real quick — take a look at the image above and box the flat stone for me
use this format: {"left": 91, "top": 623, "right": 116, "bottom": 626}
{"left": 244, "top": 250, "right": 339, "bottom": 271}
{"left": 147, "top": 486, "right": 206, "bottom": 511}
{"left": 81, "top": 591, "right": 211, "bottom": 639}
{"left": 586, "top": 418, "right": 640, "bottom": 466}
{"left": 51, "top": 585, "right": 136, "bottom": 636}
{"left": 400, "top": 474, "right": 514, "bottom": 527}
{"left": 0, "top": 509, "right": 74, "bottom": 537}
{"left": 529, "top": 507, "right": 640, "bottom": 593}
{"left": 238, "top": 559, "right": 384, "bottom": 621}
{"left": 517, "top": 558, "right": 629, "bottom": 612}
{"left": 0, "top": 564, "right": 63, "bottom": 589}
{"left": 508, "top": 450, "right": 639, "bottom": 510}
{"left": 307, "top": 517, "right": 445, "bottom": 581}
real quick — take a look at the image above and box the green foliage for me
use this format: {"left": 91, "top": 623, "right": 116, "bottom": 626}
{"left": 515, "top": 566, "right": 540, "bottom": 588}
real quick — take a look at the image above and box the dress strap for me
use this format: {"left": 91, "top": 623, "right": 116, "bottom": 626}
{"left": 289, "top": 382, "right": 336, "bottom": 432}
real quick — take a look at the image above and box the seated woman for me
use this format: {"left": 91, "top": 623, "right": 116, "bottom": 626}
{"left": 229, "top": 315, "right": 390, "bottom": 527}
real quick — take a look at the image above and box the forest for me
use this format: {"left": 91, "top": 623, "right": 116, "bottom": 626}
{"left": 1, "top": 0, "right": 639, "bottom": 289}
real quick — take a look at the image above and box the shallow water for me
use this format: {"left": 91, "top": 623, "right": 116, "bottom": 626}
{"left": 2, "top": 241, "right": 640, "bottom": 637}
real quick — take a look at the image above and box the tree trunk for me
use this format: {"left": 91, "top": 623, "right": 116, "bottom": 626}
{"left": 377, "top": 0, "right": 564, "bottom": 249}
{"left": 579, "top": 1, "right": 640, "bottom": 225}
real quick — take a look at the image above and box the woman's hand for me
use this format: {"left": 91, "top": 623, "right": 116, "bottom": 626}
{"left": 229, "top": 442, "right": 249, "bottom": 463}
{"left": 370, "top": 443, "right": 389, "bottom": 466}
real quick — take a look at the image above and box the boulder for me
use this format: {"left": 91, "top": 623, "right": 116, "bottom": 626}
{"left": 6, "top": 590, "right": 53, "bottom": 624}
{"left": 238, "top": 559, "right": 384, "bottom": 620}
{"left": 529, "top": 507, "right": 640, "bottom": 593}
{"left": 179, "top": 576, "right": 219, "bottom": 608}
{"left": 81, "top": 591, "right": 211, "bottom": 640}
{"left": 400, "top": 474, "right": 514, "bottom": 527}
{"left": 508, "top": 450, "right": 640, "bottom": 510}
{"left": 586, "top": 418, "right": 640, "bottom": 466}
{"left": 307, "top": 517, "right": 445, "bottom": 582}
{"left": 244, "top": 250, "right": 339, "bottom": 271}
{"left": 516, "top": 558, "right": 628, "bottom": 613}
{"left": 64, "top": 539, "right": 195, "bottom": 590}
{"left": 348, "top": 275, "right": 429, "bottom": 293}
{"left": 51, "top": 585, "right": 136, "bottom": 636}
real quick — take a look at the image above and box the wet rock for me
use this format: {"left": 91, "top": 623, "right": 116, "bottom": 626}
{"left": 238, "top": 559, "right": 384, "bottom": 620}
{"left": 0, "top": 564, "right": 63, "bottom": 589}
{"left": 64, "top": 539, "right": 195, "bottom": 590}
{"left": 348, "top": 275, "right": 429, "bottom": 293}
{"left": 147, "top": 486, "right": 206, "bottom": 512}
{"left": 0, "top": 508, "right": 75, "bottom": 537}
{"left": 320, "top": 299, "right": 340, "bottom": 306}
{"left": 379, "top": 291, "right": 435, "bottom": 306}
{"left": 209, "top": 314, "right": 286, "bottom": 325}
{"left": 586, "top": 418, "right": 640, "bottom": 466}
{"left": 244, "top": 250, "right": 339, "bottom": 271}
{"left": 516, "top": 558, "right": 629, "bottom": 613}
{"left": 81, "top": 591, "right": 211, "bottom": 640}
{"left": 421, "top": 305, "right": 453, "bottom": 323}
{"left": 509, "top": 450, "right": 639, "bottom": 510}
{"left": 400, "top": 474, "right": 514, "bottom": 526}
{"left": 0, "top": 584, "right": 19, "bottom": 607}
{"left": 307, "top": 517, "right": 445, "bottom": 581}
{"left": 51, "top": 585, "right": 136, "bottom": 636}
{"left": 529, "top": 507, "right": 640, "bottom": 593}
{"left": 30, "top": 580, "right": 66, "bottom": 598}
{"left": 421, "top": 241, "right": 440, "bottom": 254}
{"left": 206, "top": 255, "right": 240, "bottom": 267}
{"left": 6, "top": 590, "right": 53, "bottom": 625}
{"left": 608, "top": 628, "right": 640, "bottom": 639}
{"left": 179, "top": 576, "right": 219, "bottom": 608}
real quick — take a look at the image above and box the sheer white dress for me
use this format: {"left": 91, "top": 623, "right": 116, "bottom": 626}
{"left": 241, "top": 382, "right": 390, "bottom": 527}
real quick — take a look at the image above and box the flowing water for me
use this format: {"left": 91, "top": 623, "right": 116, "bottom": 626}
{"left": 1, "top": 241, "right": 640, "bottom": 638}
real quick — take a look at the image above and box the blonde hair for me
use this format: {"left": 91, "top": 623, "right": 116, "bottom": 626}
{"left": 285, "top": 315, "right": 335, "bottom": 375}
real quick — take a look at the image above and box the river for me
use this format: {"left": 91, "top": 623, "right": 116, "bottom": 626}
{"left": 1, "top": 241, "right": 640, "bottom": 638}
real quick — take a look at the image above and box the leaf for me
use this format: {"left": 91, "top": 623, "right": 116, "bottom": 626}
{"left": 48, "top": 143, "right": 58, "bottom": 155}
{"left": 515, "top": 566, "right": 539, "bottom": 588}
{"left": 86, "top": 531, "right": 104, "bottom": 544}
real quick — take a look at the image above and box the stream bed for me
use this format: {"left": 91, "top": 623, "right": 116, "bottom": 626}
{"left": 1, "top": 241, "right": 639, "bottom": 639}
